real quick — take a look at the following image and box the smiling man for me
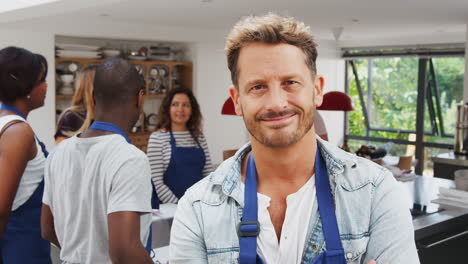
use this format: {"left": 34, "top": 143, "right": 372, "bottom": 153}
{"left": 170, "top": 14, "right": 419, "bottom": 264}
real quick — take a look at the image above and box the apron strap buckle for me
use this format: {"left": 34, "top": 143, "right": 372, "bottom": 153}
{"left": 237, "top": 221, "right": 260, "bottom": 237}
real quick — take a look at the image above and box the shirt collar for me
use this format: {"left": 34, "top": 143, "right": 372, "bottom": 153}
{"left": 210, "top": 137, "right": 358, "bottom": 207}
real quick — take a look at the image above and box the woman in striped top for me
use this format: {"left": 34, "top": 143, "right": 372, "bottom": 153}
{"left": 147, "top": 88, "right": 213, "bottom": 204}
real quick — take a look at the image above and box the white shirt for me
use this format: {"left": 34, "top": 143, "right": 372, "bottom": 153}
{"left": 43, "top": 134, "right": 152, "bottom": 264}
{"left": 246, "top": 175, "right": 316, "bottom": 264}
{"left": 0, "top": 115, "right": 45, "bottom": 211}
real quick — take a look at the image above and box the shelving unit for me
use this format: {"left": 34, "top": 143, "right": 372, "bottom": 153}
{"left": 55, "top": 57, "right": 193, "bottom": 151}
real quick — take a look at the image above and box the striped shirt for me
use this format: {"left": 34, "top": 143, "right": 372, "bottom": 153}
{"left": 147, "top": 130, "right": 213, "bottom": 203}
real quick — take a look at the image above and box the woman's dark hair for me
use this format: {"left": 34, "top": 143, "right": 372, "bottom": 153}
{"left": 156, "top": 87, "right": 203, "bottom": 138}
{"left": 0, "top": 46, "right": 48, "bottom": 103}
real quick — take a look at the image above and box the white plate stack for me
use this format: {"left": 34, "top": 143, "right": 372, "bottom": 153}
{"left": 102, "top": 49, "right": 121, "bottom": 58}
{"left": 56, "top": 43, "right": 102, "bottom": 59}
{"left": 431, "top": 187, "right": 468, "bottom": 209}
{"left": 149, "top": 45, "right": 174, "bottom": 61}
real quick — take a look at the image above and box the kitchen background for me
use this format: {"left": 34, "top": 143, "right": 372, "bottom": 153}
{"left": 0, "top": 0, "right": 466, "bottom": 167}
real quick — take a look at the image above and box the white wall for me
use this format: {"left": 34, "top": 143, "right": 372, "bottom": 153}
{"left": 0, "top": 29, "right": 56, "bottom": 148}
{"left": 315, "top": 40, "right": 345, "bottom": 146}
{"left": 192, "top": 39, "right": 247, "bottom": 166}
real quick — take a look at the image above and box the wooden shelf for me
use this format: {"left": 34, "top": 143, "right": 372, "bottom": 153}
{"left": 55, "top": 56, "right": 193, "bottom": 153}
{"left": 56, "top": 57, "right": 192, "bottom": 66}
{"left": 55, "top": 57, "right": 102, "bottom": 64}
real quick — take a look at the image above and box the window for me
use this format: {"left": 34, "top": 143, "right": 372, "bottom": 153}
{"left": 344, "top": 46, "right": 465, "bottom": 176}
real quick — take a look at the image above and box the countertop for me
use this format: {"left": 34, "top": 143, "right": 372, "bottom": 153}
{"left": 402, "top": 176, "right": 468, "bottom": 241}
{"left": 431, "top": 152, "right": 468, "bottom": 167}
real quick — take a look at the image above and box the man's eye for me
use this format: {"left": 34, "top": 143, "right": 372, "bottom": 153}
{"left": 251, "top": 85, "right": 265, "bottom": 91}
{"left": 284, "top": 80, "right": 297, "bottom": 85}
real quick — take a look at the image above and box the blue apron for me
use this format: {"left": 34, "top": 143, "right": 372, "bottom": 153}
{"left": 89, "top": 121, "right": 154, "bottom": 253}
{"left": 0, "top": 104, "right": 51, "bottom": 264}
{"left": 163, "top": 130, "right": 205, "bottom": 199}
{"left": 238, "top": 147, "right": 347, "bottom": 264}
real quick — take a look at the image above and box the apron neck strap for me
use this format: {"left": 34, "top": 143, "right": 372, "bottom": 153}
{"left": 89, "top": 121, "right": 131, "bottom": 144}
{"left": 238, "top": 153, "right": 261, "bottom": 263}
{"left": 239, "top": 145, "right": 346, "bottom": 263}
{"left": 315, "top": 147, "right": 345, "bottom": 252}
{"left": 169, "top": 129, "right": 176, "bottom": 145}
{"left": 0, "top": 103, "right": 26, "bottom": 119}
{"left": 0, "top": 103, "right": 49, "bottom": 157}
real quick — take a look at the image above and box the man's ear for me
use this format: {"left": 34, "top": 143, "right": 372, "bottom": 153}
{"left": 229, "top": 86, "right": 243, "bottom": 116}
{"left": 314, "top": 75, "right": 325, "bottom": 108}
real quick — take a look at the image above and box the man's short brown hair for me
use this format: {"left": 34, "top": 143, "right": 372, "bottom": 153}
{"left": 225, "top": 13, "right": 318, "bottom": 87}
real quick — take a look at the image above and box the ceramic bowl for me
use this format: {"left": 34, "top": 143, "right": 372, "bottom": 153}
{"left": 454, "top": 169, "right": 468, "bottom": 191}
{"left": 60, "top": 74, "right": 74, "bottom": 83}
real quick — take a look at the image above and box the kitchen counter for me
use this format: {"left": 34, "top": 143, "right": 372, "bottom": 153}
{"left": 413, "top": 205, "right": 468, "bottom": 240}
{"left": 403, "top": 175, "right": 468, "bottom": 239}
{"left": 432, "top": 152, "right": 468, "bottom": 167}
{"left": 402, "top": 175, "right": 468, "bottom": 263}
{"left": 432, "top": 152, "right": 468, "bottom": 179}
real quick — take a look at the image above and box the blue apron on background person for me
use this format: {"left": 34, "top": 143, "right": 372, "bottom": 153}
{"left": 1, "top": 181, "right": 51, "bottom": 264}
{"left": 163, "top": 130, "right": 205, "bottom": 199}
{"left": 238, "top": 146, "right": 347, "bottom": 264}
{"left": 0, "top": 104, "right": 51, "bottom": 264}
{"left": 89, "top": 121, "right": 155, "bottom": 254}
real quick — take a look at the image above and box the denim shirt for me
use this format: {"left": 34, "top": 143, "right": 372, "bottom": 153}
{"left": 170, "top": 138, "right": 420, "bottom": 264}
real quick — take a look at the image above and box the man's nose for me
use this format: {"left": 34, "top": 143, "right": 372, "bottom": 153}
{"left": 265, "top": 84, "right": 288, "bottom": 112}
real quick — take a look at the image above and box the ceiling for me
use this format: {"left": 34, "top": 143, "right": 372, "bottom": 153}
{"left": 1, "top": 0, "right": 467, "bottom": 43}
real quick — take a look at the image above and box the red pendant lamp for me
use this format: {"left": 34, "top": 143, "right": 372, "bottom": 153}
{"left": 317, "top": 91, "right": 354, "bottom": 111}
{"left": 221, "top": 97, "right": 237, "bottom": 115}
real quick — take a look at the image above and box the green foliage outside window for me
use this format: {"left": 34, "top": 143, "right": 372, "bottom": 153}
{"left": 347, "top": 56, "right": 464, "bottom": 144}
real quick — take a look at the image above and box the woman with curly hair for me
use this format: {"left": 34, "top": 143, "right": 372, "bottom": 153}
{"left": 147, "top": 88, "right": 213, "bottom": 204}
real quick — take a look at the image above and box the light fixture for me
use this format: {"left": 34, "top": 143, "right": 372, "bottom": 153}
{"left": 317, "top": 91, "right": 354, "bottom": 111}
{"left": 332, "top": 27, "right": 344, "bottom": 41}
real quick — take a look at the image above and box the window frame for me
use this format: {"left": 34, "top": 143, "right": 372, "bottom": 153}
{"left": 344, "top": 48, "right": 465, "bottom": 175}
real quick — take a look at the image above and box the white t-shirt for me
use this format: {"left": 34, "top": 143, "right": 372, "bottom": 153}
{"left": 43, "top": 134, "right": 152, "bottom": 264}
{"left": 243, "top": 175, "right": 316, "bottom": 264}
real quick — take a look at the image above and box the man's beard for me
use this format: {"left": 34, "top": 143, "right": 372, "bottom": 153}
{"left": 242, "top": 105, "right": 315, "bottom": 149}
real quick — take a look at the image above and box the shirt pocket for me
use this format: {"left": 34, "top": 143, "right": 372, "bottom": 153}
{"left": 342, "top": 236, "right": 369, "bottom": 264}
{"left": 207, "top": 248, "right": 239, "bottom": 264}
